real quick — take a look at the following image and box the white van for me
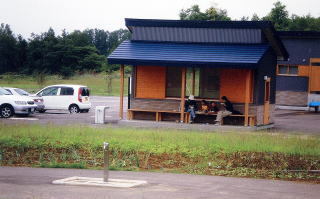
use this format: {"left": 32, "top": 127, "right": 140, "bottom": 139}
{"left": 36, "top": 85, "right": 91, "bottom": 113}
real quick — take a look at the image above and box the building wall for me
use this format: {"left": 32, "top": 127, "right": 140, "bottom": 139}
{"left": 275, "top": 76, "right": 308, "bottom": 106}
{"left": 276, "top": 91, "right": 308, "bottom": 106}
{"left": 131, "top": 98, "right": 180, "bottom": 111}
{"left": 131, "top": 26, "right": 264, "bottom": 44}
{"left": 220, "top": 69, "right": 253, "bottom": 103}
{"left": 310, "top": 64, "right": 320, "bottom": 92}
{"left": 135, "top": 66, "right": 166, "bottom": 99}
{"left": 278, "top": 38, "right": 320, "bottom": 65}
{"left": 254, "top": 48, "right": 277, "bottom": 105}
{"left": 276, "top": 76, "right": 309, "bottom": 92}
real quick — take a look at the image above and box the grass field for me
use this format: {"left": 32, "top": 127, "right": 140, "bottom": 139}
{"left": 1, "top": 124, "right": 319, "bottom": 182}
{"left": 0, "top": 73, "right": 128, "bottom": 96}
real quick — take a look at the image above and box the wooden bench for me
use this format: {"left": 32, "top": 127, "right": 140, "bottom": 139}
{"left": 187, "top": 111, "right": 256, "bottom": 126}
{"left": 127, "top": 109, "right": 255, "bottom": 126}
{"left": 127, "top": 109, "right": 189, "bottom": 122}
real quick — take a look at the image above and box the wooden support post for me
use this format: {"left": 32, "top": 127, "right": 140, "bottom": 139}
{"left": 119, "top": 64, "right": 125, "bottom": 119}
{"left": 180, "top": 67, "right": 187, "bottom": 122}
{"left": 308, "top": 59, "right": 312, "bottom": 93}
{"left": 244, "top": 70, "right": 251, "bottom": 126}
{"left": 192, "top": 68, "right": 196, "bottom": 95}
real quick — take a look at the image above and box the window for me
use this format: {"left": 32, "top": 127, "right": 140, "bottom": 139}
{"left": 0, "top": 88, "right": 12, "bottom": 95}
{"left": 186, "top": 68, "right": 200, "bottom": 97}
{"left": 5, "top": 89, "right": 13, "bottom": 95}
{"left": 60, "top": 87, "right": 74, "bottom": 95}
{"left": 166, "top": 67, "right": 182, "bottom": 97}
{"left": 14, "top": 89, "right": 30, "bottom": 96}
{"left": 278, "top": 65, "right": 298, "bottom": 75}
{"left": 165, "top": 67, "right": 220, "bottom": 99}
{"left": 40, "top": 87, "right": 59, "bottom": 96}
{"left": 199, "top": 67, "right": 220, "bottom": 99}
{"left": 311, "top": 62, "right": 320, "bottom": 66}
{"left": 80, "top": 87, "right": 90, "bottom": 96}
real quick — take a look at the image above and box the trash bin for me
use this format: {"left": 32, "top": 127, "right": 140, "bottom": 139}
{"left": 95, "top": 106, "right": 109, "bottom": 124}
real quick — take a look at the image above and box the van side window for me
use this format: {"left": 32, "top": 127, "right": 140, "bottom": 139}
{"left": 41, "top": 87, "right": 59, "bottom": 96}
{"left": 60, "top": 87, "right": 74, "bottom": 95}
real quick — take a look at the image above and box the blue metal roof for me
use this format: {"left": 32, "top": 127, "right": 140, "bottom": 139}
{"left": 108, "top": 40, "right": 270, "bottom": 68}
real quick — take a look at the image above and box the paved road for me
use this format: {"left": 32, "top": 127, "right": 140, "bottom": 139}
{"left": 1, "top": 96, "right": 320, "bottom": 134}
{"left": 1, "top": 96, "right": 127, "bottom": 125}
{"left": 0, "top": 167, "right": 319, "bottom": 199}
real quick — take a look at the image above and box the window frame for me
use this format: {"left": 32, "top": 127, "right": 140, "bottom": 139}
{"left": 59, "top": 87, "right": 74, "bottom": 96}
{"left": 277, "top": 64, "right": 299, "bottom": 76}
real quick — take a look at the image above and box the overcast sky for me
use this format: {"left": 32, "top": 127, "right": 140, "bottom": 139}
{"left": 1, "top": 0, "right": 320, "bottom": 38}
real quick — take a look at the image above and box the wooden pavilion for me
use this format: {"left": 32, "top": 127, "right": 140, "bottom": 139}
{"left": 108, "top": 19, "right": 288, "bottom": 127}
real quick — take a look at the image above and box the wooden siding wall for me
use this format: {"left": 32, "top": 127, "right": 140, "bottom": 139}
{"left": 310, "top": 58, "right": 320, "bottom": 92}
{"left": 220, "top": 69, "right": 253, "bottom": 103}
{"left": 135, "top": 66, "right": 166, "bottom": 99}
{"left": 298, "top": 65, "right": 309, "bottom": 76}
{"left": 310, "top": 66, "right": 320, "bottom": 91}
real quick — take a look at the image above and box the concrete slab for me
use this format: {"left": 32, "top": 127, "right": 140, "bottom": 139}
{"left": 276, "top": 105, "right": 309, "bottom": 111}
{"left": 52, "top": 176, "right": 147, "bottom": 188}
{"left": 118, "top": 119, "right": 273, "bottom": 131}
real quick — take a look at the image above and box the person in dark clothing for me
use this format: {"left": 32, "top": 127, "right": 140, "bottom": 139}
{"left": 184, "top": 95, "right": 197, "bottom": 123}
{"left": 221, "top": 96, "right": 234, "bottom": 113}
{"left": 215, "top": 96, "right": 241, "bottom": 125}
{"left": 209, "top": 101, "right": 220, "bottom": 113}
{"left": 221, "top": 96, "right": 242, "bottom": 114}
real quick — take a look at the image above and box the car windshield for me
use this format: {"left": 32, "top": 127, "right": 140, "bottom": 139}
{"left": 0, "top": 88, "right": 12, "bottom": 95}
{"left": 14, "top": 88, "right": 30, "bottom": 96}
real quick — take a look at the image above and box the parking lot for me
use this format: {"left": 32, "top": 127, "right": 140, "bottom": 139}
{"left": 1, "top": 96, "right": 319, "bottom": 135}
{"left": 1, "top": 96, "right": 126, "bottom": 126}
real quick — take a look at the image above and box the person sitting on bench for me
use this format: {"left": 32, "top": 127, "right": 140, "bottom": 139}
{"left": 209, "top": 101, "right": 219, "bottom": 113}
{"left": 185, "top": 95, "right": 197, "bottom": 123}
{"left": 215, "top": 96, "right": 234, "bottom": 125}
{"left": 200, "top": 100, "right": 209, "bottom": 113}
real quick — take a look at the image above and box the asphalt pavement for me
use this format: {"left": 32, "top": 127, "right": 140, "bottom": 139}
{"left": 0, "top": 167, "right": 319, "bottom": 199}
{"left": 1, "top": 96, "right": 320, "bottom": 134}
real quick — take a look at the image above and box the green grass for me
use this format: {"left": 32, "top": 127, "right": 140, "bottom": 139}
{"left": 0, "top": 123, "right": 319, "bottom": 156}
{"left": 0, "top": 73, "right": 128, "bottom": 96}
{"left": 1, "top": 124, "right": 319, "bottom": 181}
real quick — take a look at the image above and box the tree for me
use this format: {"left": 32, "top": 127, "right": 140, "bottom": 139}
{"left": 0, "top": 23, "right": 18, "bottom": 74}
{"left": 289, "top": 14, "right": 320, "bottom": 31}
{"left": 263, "top": 1, "right": 289, "bottom": 30}
{"left": 251, "top": 13, "right": 260, "bottom": 21}
{"left": 180, "top": 4, "right": 230, "bottom": 21}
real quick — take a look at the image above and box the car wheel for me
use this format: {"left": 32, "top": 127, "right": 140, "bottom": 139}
{"left": 69, "top": 105, "right": 80, "bottom": 114}
{"left": 38, "top": 109, "right": 46, "bottom": 113}
{"left": 0, "top": 105, "right": 14, "bottom": 118}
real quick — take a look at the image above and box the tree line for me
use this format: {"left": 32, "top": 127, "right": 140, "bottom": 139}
{"left": 1, "top": 1, "right": 320, "bottom": 78}
{"left": 180, "top": 1, "right": 320, "bottom": 31}
{"left": 0, "top": 25, "right": 129, "bottom": 77}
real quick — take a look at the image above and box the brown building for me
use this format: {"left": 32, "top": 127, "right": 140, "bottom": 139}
{"left": 108, "top": 19, "right": 288, "bottom": 127}
{"left": 276, "top": 31, "right": 320, "bottom": 109}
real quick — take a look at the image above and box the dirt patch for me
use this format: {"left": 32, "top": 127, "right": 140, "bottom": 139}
{"left": 1, "top": 147, "right": 319, "bottom": 183}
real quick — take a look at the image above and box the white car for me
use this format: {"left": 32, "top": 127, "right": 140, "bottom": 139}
{"left": 0, "top": 87, "right": 37, "bottom": 118}
{"left": 36, "top": 84, "right": 91, "bottom": 113}
{"left": 4, "top": 87, "right": 45, "bottom": 112}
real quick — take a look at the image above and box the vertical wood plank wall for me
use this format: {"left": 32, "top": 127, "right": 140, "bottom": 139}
{"left": 135, "top": 66, "right": 166, "bottom": 99}
{"left": 310, "top": 66, "right": 320, "bottom": 91}
{"left": 220, "top": 69, "right": 253, "bottom": 103}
